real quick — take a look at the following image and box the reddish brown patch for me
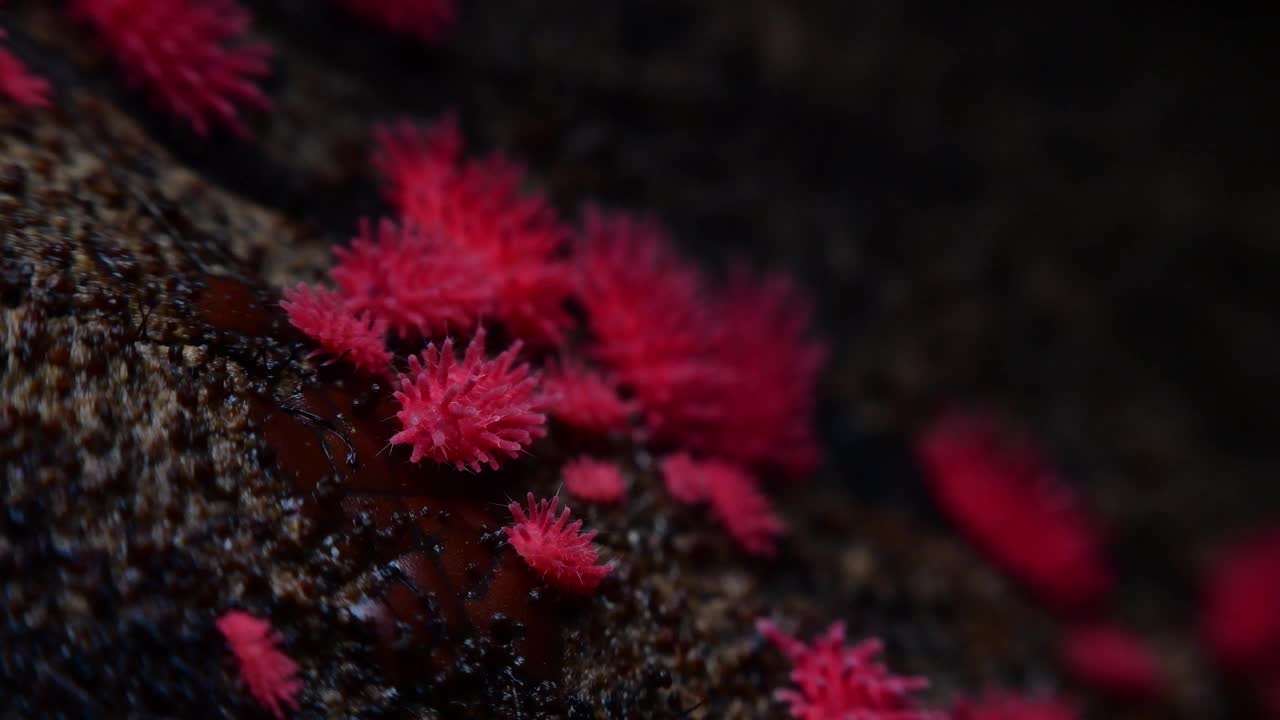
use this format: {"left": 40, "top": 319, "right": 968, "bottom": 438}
{"left": 260, "top": 374, "right": 560, "bottom": 684}
{"left": 198, "top": 276, "right": 275, "bottom": 336}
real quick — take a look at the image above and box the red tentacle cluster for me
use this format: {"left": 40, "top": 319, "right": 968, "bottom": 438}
{"left": 331, "top": 217, "right": 490, "bottom": 339}
{"left": 216, "top": 611, "right": 302, "bottom": 720}
{"left": 576, "top": 206, "right": 821, "bottom": 553}
{"left": 1199, "top": 527, "right": 1280, "bottom": 711}
{"left": 658, "top": 452, "right": 710, "bottom": 505}
{"left": 539, "top": 357, "right": 634, "bottom": 435}
{"left": 702, "top": 269, "right": 826, "bottom": 476}
{"left": 504, "top": 492, "right": 612, "bottom": 594}
{"left": 373, "top": 116, "right": 465, "bottom": 212}
{"left": 331, "top": 0, "right": 456, "bottom": 42}
{"left": 67, "top": 0, "right": 272, "bottom": 137}
{"left": 952, "top": 692, "right": 1078, "bottom": 720}
{"left": 578, "top": 207, "right": 826, "bottom": 477}
{"left": 1061, "top": 623, "right": 1165, "bottom": 700}
{"left": 562, "top": 456, "right": 626, "bottom": 504}
{"left": 705, "top": 461, "right": 785, "bottom": 557}
{"left": 1200, "top": 527, "right": 1280, "bottom": 671}
{"left": 914, "top": 410, "right": 1112, "bottom": 612}
{"left": 280, "top": 284, "right": 391, "bottom": 374}
{"left": 372, "top": 115, "right": 576, "bottom": 346}
{"left": 757, "top": 619, "right": 943, "bottom": 720}
{"left": 15, "top": 0, "right": 458, "bottom": 127}
{"left": 660, "top": 453, "right": 783, "bottom": 556}
{"left": 0, "top": 30, "right": 50, "bottom": 108}
{"left": 390, "top": 328, "right": 546, "bottom": 471}
{"left": 578, "top": 208, "right": 726, "bottom": 442}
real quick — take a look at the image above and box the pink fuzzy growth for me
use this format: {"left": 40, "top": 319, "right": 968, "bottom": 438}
{"left": 216, "top": 611, "right": 301, "bottom": 720}
{"left": 658, "top": 453, "right": 783, "bottom": 555}
{"left": 372, "top": 115, "right": 575, "bottom": 346}
{"left": 373, "top": 115, "right": 464, "bottom": 211}
{"left": 332, "top": 0, "right": 456, "bottom": 42}
{"left": 578, "top": 208, "right": 725, "bottom": 439}
{"left": 658, "top": 452, "right": 711, "bottom": 504}
{"left": 280, "top": 284, "right": 391, "bottom": 374}
{"left": 702, "top": 269, "right": 826, "bottom": 476}
{"left": 1200, "top": 527, "right": 1280, "bottom": 671}
{"left": 952, "top": 692, "right": 1078, "bottom": 720}
{"left": 540, "top": 358, "right": 634, "bottom": 434}
{"left": 0, "top": 31, "right": 51, "bottom": 108}
{"left": 504, "top": 492, "right": 612, "bottom": 594}
{"left": 757, "top": 619, "right": 943, "bottom": 720}
{"left": 578, "top": 208, "right": 825, "bottom": 477}
{"left": 914, "top": 411, "right": 1112, "bottom": 612}
{"left": 706, "top": 460, "right": 785, "bottom": 557}
{"left": 1061, "top": 623, "right": 1165, "bottom": 700}
{"left": 390, "top": 327, "right": 546, "bottom": 471}
{"left": 67, "top": 0, "right": 272, "bottom": 137}
{"left": 562, "top": 456, "right": 626, "bottom": 504}
{"left": 330, "top": 217, "right": 490, "bottom": 339}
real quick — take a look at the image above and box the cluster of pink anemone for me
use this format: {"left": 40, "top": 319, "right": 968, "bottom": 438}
{"left": 0, "top": 0, "right": 456, "bottom": 132}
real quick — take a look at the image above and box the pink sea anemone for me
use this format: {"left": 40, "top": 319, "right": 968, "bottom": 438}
{"left": 390, "top": 328, "right": 546, "bottom": 471}
{"left": 659, "top": 453, "right": 783, "bottom": 556}
{"left": 0, "top": 30, "right": 50, "bottom": 108}
{"left": 539, "top": 357, "right": 634, "bottom": 435}
{"left": 658, "top": 452, "right": 712, "bottom": 505}
{"left": 578, "top": 207, "right": 825, "bottom": 478}
{"left": 373, "top": 114, "right": 464, "bottom": 212}
{"left": 562, "top": 456, "right": 626, "bottom": 504}
{"left": 216, "top": 611, "right": 301, "bottom": 720}
{"left": 1200, "top": 527, "right": 1280, "bottom": 671}
{"left": 504, "top": 492, "right": 612, "bottom": 594}
{"left": 330, "top": 217, "right": 490, "bottom": 339}
{"left": 757, "top": 618, "right": 943, "bottom": 720}
{"left": 1061, "top": 623, "right": 1165, "bottom": 699}
{"left": 915, "top": 410, "right": 1112, "bottom": 612}
{"left": 67, "top": 0, "right": 272, "bottom": 136}
{"left": 280, "top": 284, "right": 391, "bottom": 374}
{"left": 705, "top": 461, "right": 785, "bottom": 557}
{"left": 699, "top": 268, "right": 826, "bottom": 476}
{"left": 578, "top": 208, "right": 728, "bottom": 443}
{"left": 372, "top": 115, "right": 575, "bottom": 345}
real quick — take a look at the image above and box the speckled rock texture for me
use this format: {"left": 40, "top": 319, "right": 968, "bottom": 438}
{"left": 2, "top": 1, "right": 1277, "bottom": 718}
